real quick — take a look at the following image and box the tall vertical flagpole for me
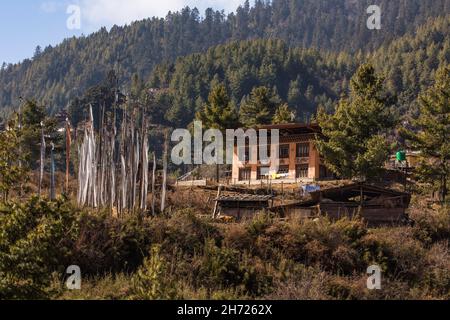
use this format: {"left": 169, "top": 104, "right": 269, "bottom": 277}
{"left": 151, "top": 152, "right": 156, "bottom": 216}
{"left": 160, "top": 129, "right": 169, "bottom": 214}
{"left": 50, "top": 143, "right": 56, "bottom": 200}
{"left": 65, "top": 118, "right": 71, "bottom": 194}
{"left": 39, "top": 122, "right": 46, "bottom": 197}
{"left": 18, "top": 97, "right": 23, "bottom": 197}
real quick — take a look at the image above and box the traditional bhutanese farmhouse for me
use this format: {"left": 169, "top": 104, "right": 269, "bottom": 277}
{"left": 231, "top": 123, "right": 334, "bottom": 184}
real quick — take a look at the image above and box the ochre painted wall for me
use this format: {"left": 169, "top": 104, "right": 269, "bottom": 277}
{"left": 232, "top": 139, "right": 322, "bottom": 182}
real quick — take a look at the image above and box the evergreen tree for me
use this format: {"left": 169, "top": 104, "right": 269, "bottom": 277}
{"left": 316, "top": 64, "right": 396, "bottom": 180}
{"left": 402, "top": 66, "right": 450, "bottom": 202}
{"left": 196, "top": 84, "right": 239, "bottom": 130}
{"left": 196, "top": 84, "right": 239, "bottom": 182}
{"left": 33, "top": 46, "right": 42, "bottom": 59}
{"left": 239, "top": 86, "right": 280, "bottom": 127}
{"left": 20, "top": 100, "right": 61, "bottom": 168}
{"left": 273, "top": 103, "right": 295, "bottom": 124}
{"left": 287, "top": 78, "right": 302, "bottom": 108}
{"left": 0, "top": 119, "right": 28, "bottom": 202}
{"left": 130, "top": 73, "right": 144, "bottom": 103}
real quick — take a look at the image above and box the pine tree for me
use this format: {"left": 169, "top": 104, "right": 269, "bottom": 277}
{"left": 196, "top": 84, "right": 239, "bottom": 131}
{"left": 239, "top": 86, "right": 279, "bottom": 127}
{"left": 316, "top": 64, "right": 396, "bottom": 180}
{"left": 287, "top": 78, "right": 302, "bottom": 108}
{"left": 0, "top": 118, "right": 28, "bottom": 202}
{"left": 33, "top": 46, "right": 42, "bottom": 59}
{"left": 273, "top": 103, "right": 294, "bottom": 124}
{"left": 196, "top": 84, "right": 239, "bottom": 182}
{"left": 20, "top": 100, "right": 61, "bottom": 168}
{"left": 402, "top": 66, "right": 450, "bottom": 202}
{"left": 130, "top": 73, "right": 144, "bottom": 103}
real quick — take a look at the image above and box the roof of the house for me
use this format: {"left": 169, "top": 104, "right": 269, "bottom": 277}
{"left": 309, "top": 183, "right": 410, "bottom": 203}
{"left": 258, "top": 123, "right": 321, "bottom": 136}
{"left": 215, "top": 194, "right": 273, "bottom": 202}
{"left": 272, "top": 183, "right": 411, "bottom": 209}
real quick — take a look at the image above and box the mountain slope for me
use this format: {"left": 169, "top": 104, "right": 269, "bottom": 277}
{"left": 147, "top": 39, "right": 354, "bottom": 127}
{"left": 0, "top": 0, "right": 449, "bottom": 115}
{"left": 369, "top": 15, "right": 450, "bottom": 115}
{"left": 145, "top": 15, "right": 449, "bottom": 127}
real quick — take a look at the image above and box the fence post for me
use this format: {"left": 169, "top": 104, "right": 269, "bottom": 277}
{"left": 212, "top": 185, "right": 222, "bottom": 219}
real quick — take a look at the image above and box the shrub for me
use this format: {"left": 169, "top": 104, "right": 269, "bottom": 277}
{"left": 324, "top": 275, "right": 427, "bottom": 300}
{"left": 246, "top": 212, "right": 274, "bottom": 238}
{"left": 162, "top": 210, "right": 222, "bottom": 255}
{"left": 326, "top": 276, "right": 366, "bottom": 300}
{"left": 252, "top": 221, "right": 292, "bottom": 261}
{"left": 284, "top": 217, "right": 367, "bottom": 274}
{"left": 0, "top": 196, "right": 78, "bottom": 299}
{"left": 411, "top": 206, "right": 450, "bottom": 244}
{"left": 131, "top": 245, "right": 179, "bottom": 300}
{"left": 361, "top": 228, "right": 426, "bottom": 281}
{"left": 70, "top": 213, "right": 152, "bottom": 275}
{"left": 222, "top": 223, "right": 254, "bottom": 252}
{"left": 192, "top": 239, "right": 272, "bottom": 297}
{"left": 422, "top": 241, "right": 450, "bottom": 298}
{"left": 266, "top": 263, "right": 331, "bottom": 300}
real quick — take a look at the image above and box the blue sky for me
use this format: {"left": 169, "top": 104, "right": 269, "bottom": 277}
{"left": 0, "top": 0, "right": 246, "bottom": 65}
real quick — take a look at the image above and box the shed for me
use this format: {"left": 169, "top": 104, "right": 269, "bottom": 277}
{"left": 272, "top": 183, "right": 411, "bottom": 226}
{"left": 214, "top": 194, "right": 273, "bottom": 220}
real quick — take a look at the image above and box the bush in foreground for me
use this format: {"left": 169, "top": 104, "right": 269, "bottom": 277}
{"left": 1, "top": 198, "right": 448, "bottom": 300}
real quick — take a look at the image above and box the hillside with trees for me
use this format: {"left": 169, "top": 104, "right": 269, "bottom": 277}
{"left": 0, "top": 0, "right": 449, "bottom": 116}
{"left": 147, "top": 39, "right": 353, "bottom": 127}
{"left": 143, "top": 14, "right": 449, "bottom": 128}
{"left": 369, "top": 15, "right": 450, "bottom": 116}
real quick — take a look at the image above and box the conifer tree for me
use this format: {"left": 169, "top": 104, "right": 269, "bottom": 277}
{"left": 239, "top": 86, "right": 279, "bottom": 127}
{"left": 196, "top": 84, "right": 239, "bottom": 182}
{"left": 316, "top": 64, "right": 396, "bottom": 180}
{"left": 287, "top": 78, "right": 302, "bottom": 108}
{"left": 20, "top": 100, "right": 61, "bottom": 167}
{"left": 196, "top": 84, "right": 239, "bottom": 131}
{"left": 0, "top": 118, "right": 28, "bottom": 202}
{"left": 402, "top": 66, "right": 450, "bottom": 202}
{"left": 273, "top": 103, "right": 294, "bottom": 124}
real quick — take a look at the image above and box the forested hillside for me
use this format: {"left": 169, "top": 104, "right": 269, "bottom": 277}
{"left": 141, "top": 15, "right": 450, "bottom": 127}
{"left": 147, "top": 39, "right": 353, "bottom": 126}
{"left": 0, "top": 0, "right": 449, "bottom": 115}
{"left": 369, "top": 15, "right": 450, "bottom": 115}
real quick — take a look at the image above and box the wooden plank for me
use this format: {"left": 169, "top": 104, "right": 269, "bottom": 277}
{"left": 212, "top": 185, "right": 222, "bottom": 219}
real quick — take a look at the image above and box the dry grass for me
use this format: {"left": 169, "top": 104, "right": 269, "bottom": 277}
{"left": 5, "top": 189, "right": 445, "bottom": 300}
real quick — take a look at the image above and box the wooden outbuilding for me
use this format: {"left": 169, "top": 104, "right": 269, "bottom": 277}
{"left": 272, "top": 183, "right": 411, "bottom": 226}
{"left": 214, "top": 194, "right": 273, "bottom": 220}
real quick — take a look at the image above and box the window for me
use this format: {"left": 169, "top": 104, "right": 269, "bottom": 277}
{"left": 296, "top": 165, "right": 309, "bottom": 178}
{"left": 258, "top": 145, "right": 271, "bottom": 162}
{"left": 296, "top": 143, "right": 310, "bottom": 158}
{"left": 279, "top": 145, "right": 290, "bottom": 159}
{"left": 238, "top": 146, "right": 251, "bottom": 162}
{"left": 320, "top": 165, "right": 333, "bottom": 179}
{"left": 257, "top": 167, "right": 270, "bottom": 180}
{"left": 278, "top": 166, "right": 290, "bottom": 175}
{"left": 239, "top": 168, "right": 251, "bottom": 181}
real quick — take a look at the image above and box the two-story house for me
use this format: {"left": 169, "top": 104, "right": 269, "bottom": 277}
{"left": 231, "top": 123, "right": 333, "bottom": 183}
